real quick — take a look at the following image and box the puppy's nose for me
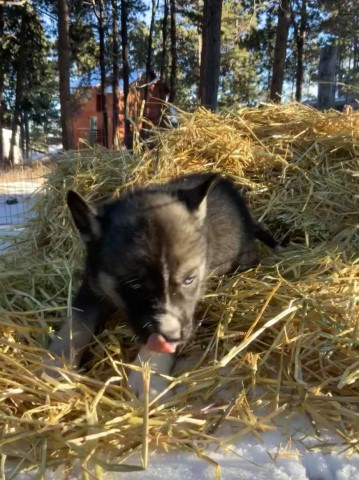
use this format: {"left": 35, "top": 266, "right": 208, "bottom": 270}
{"left": 162, "top": 332, "right": 182, "bottom": 343}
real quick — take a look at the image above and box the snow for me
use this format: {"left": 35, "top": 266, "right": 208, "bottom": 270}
{"left": 1, "top": 180, "right": 359, "bottom": 480}
{"left": 0, "top": 179, "right": 41, "bottom": 251}
{"left": 10, "top": 419, "right": 359, "bottom": 479}
{"left": 103, "top": 426, "right": 359, "bottom": 480}
{"left": 48, "top": 144, "right": 62, "bottom": 155}
{"left": 0, "top": 181, "right": 41, "bottom": 225}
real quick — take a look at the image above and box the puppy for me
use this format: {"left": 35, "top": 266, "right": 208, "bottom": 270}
{"left": 46, "top": 173, "right": 279, "bottom": 398}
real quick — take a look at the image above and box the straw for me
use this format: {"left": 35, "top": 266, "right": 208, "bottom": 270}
{"left": 0, "top": 103, "right": 358, "bottom": 475}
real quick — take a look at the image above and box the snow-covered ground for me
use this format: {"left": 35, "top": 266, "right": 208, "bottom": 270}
{"left": 1, "top": 179, "right": 359, "bottom": 480}
{"left": 109, "top": 428, "right": 359, "bottom": 480}
{"left": 12, "top": 416, "right": 359, "bottom": 480}
{"left": 0, "top": 179, "right": 41, "bottom": 251}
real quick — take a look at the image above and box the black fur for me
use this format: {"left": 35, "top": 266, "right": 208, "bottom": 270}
{"left": 48, "top": 172, "right": 279, "bottom": 368}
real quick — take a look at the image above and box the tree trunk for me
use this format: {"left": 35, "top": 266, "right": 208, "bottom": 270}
{"left": 121, "top": 0, "right": 130, "bottom": 148}
{"left": 168, "top": 0, "right": 177, "bottom": 102}
{"left": 20, "top": 110, "right": 25, "bottom": 158}
{"left": 57, "top": 0, "right": 73, "bottom": 150}
{"left": 145, "top": 0, "right": 158, "bottom": 101}
{"left": 24, "top": 110, "right": 30, "bottom": 161}
{"left": 294, "top": 0, "right": 307, "bottom": 102}
{"left": 269, "top": 0, "right": 291, "bottom": 102}
{"left": 318, "top": 44, "right": 338, "bottom": 110}
{"left": 98, "top": 0, "right": 109, "bottom": 148}
{"left": 199, "top": 0, "right": 223, "bottom": 111}
{"left": 160, "top": 0, "right": 168, "bottom": 82}
{"left": 111, "top": 0, "right": 120, "bottom": 150}
{"left": 9, "top": 7, "right": 27, "bottom": 166}
{"left": 354, "top": 38, "right": 359, "bottom": 71}
{"left": 0, "top": 6, "right": 4, "bottom": 167}
{"left": 265, "top": 10, "right": 273, "bottom": 92}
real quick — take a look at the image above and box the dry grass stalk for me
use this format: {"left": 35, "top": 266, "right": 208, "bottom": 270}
{"left": 0, "top": 103, "right": 358, "bottom": 475}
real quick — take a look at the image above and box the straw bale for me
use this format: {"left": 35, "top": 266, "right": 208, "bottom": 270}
{"left": 0, "top": 103, "right": 358, "bottom": 475}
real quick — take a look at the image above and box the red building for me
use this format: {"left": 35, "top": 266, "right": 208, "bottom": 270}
{"left": 71, "top": 79, "right": 170, "bottom": 149}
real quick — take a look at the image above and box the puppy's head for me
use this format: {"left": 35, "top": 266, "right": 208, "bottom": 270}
{"left": 67, "top": 175, "right": 216, "bottom": 347}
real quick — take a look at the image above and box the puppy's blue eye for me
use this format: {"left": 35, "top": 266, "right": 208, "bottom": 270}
{"left": 183, "top": 275, "right": 196, "bottom": 286}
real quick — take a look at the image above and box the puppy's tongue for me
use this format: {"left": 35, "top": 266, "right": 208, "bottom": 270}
{"left": 146, "top": 333, "right": 177, "bottom": 353}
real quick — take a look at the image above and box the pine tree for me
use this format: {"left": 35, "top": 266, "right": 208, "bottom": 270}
{"left": 292, "top": 0, "right": 307, "bottom": 102}
{"left": 57, "top": 0, "right": 73, "bottom": 150}
{"left": 270, "top": 0, "right": 291, "bottom": 102}
{"left": 199, "top": 0, "right": 223, "bottom": 110}
{"left": 121, "top": 0, "right": 131, "bottom": 148}
{"left": 168, "top": 0, "right": 177, "bottom": 102}
{"left": 111, "top": 0, "right": 120, "bottom": 150}
{"left": 91, "top": 0, "right": 109, "bottom": 148}
{"left": 8, "top": 5, "right": 27, "bottom": 165}
{"left": 0, "top": 6, "right": 4, "bottom": 166}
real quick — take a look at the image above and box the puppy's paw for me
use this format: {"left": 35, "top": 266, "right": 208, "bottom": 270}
{"left": 36, "top": 350, "right": 75, "bottom": 381}
{"left": 127, "top": 347, "right": 175, "bottom": 401}
{"left": 36, "top": 354, "right": 66, "bottom": 380}
{"left": 128, "top": 368, "right": 169, "bottom": 400}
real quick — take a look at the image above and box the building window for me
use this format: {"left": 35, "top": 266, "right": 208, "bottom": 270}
{"left": 90, "top": 116, "right": 97, "bottom": 130}
{"left": 89, "top": 116, "right": 98, "bottom": 146}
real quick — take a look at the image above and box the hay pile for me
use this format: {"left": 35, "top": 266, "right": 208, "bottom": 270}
{"left": 0, "top": 103, "right": 358, "bottom": 476}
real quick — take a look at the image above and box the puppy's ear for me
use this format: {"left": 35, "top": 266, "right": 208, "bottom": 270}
{"left": 67, "top": 190, "right": 102, "bottom": 242}
{"left": 177, "top": 174, "right": 218, "bottom": 222}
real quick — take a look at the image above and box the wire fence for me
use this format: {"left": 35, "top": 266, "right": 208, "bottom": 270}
{"left": 0, "top": 164, "right": 47, "bottom": 228}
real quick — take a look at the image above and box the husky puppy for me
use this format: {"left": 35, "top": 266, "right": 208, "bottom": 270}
{"left": 46, "top": 172, "right": 279, "bottom": 397}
